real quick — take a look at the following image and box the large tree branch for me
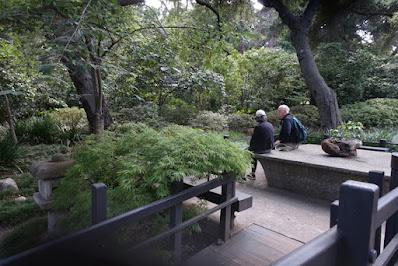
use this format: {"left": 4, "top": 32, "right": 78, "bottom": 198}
{"left": 301, "top": 0, "right": 320, "bottom": 30}
{"left": 195, "top": 0, "right": 221, "bottom": 32}
{"left": 259, "top": 0, "right": 297, "bottom": 29}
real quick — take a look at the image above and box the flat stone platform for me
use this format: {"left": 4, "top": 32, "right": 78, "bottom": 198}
{"left": 256, "top": 144, "right": 392, "bottom": 200}
{"left": 185, "top": 224, "right": 303, "bottom": 266}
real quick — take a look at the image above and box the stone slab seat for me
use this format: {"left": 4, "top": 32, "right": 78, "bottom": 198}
{"left": 254, "top": 144, "right": 391, "bottom": 201}
{"left": 183, "top": 177, "right": 253, "bottom": 213}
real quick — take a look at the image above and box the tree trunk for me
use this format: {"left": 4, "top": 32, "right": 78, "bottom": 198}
{"left": 290, "top": 30, "right": 341, "bottom": 130}
{"left": 260, "top": 0, "right": 342, "bottom": 130}
{"left": 4, "top": 95, "right": 18, "bottom": 144}
{"left": 66, "top": 62, "right": 112, "bottom": 133}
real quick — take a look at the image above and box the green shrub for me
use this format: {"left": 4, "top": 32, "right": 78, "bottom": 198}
{"left": 0, "top": 217, "right": 47, "bottom": 258}
{"left": 30, "top": 115, "right": 60, "bottom": 144}
{"left": 118, "top": 104, "right": 158, "bottom": 123}
{"left": 329, "top": 121, "right": 364, "bottom": 140}
{"left": 362, "top": 128, "right": 398, "bottom": 143}
{"left": 0, "top": 201, "right": 44, "bottom": 226}
{"left": 15, "top": 119, "right": 32, "bottom": 142}
{"left": 49, "top": 107, "right": 86, "bottom": 142}
{"left": 228, "top": 113, "right": 256, "bottom": 132}
{"left": 290, "top": 105, "right": 320, "bottom": 129}
{"left": 341, "top": 98, "right": 398, "bottom": 128}
{"left": 162, "top": 99, "right": 197, "bottom": 125}
{"left": 266, "top": 110, "right": 279, "bottom": 126}
{"left": 16, "top": 116, "right": 61, "bottom": 144}
{"left": 53, "top": 124, "right": 251, "bottom": 232}
{"left": 0, "top": 135, "right": 18, "bottom": 165}
{"left": 189, "top": 111, "right": 228, "bottom": 131}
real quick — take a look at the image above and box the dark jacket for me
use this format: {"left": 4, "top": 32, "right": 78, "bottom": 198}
{"left": 249, "top": 121, "right": 274, "bottom": 153}
{"left": 279, "top": 114, "right": 299, "bottom": 144}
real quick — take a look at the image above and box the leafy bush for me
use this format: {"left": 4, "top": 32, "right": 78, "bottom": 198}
{"left": 118, "top": 104, "right": 158, "bottom": 123}
{"left": 329, "top": 121, "right": 364, "bottom": 140}
{"left": 15, "top": 119, "right": 31, "bottom": 142}
{"left": 53, "top": 124, "right": 251, "bottom": 232}
{"left": 162, "top": 99, "right": 197, "bottom": 125}
{"left": 361, "top": 128, "right": 398, "bottom": 143}
{"left": 30, "top": 115, "right": 60, "bottom": 144}
{"left": 227, "top": 113, "right": 255, "bottom": 132}
{"left": 0, "top": 217, "right": 47, "bottom": 258}
{"left": 0, "top": 135, "right": 18, "bottom": 165}
{"left": 49, "top": 107, "right": 86, "bottom": 142}
{"left": 290, "top": 105, "right": 320, "bottom": 129}
{"left": 266, "top": 110, "right": 279, "bottom": 126}
{"left": 189, "top": 111, "right": 228, "bottom": 131}
{"left": 0, "top": 201, "right": 44, "bottom": 226}
{"left": 15, "top": 115, "right": 64, "bottom": 144}
{"left": 341, "top": 98, "right": 398, "bottom": 128}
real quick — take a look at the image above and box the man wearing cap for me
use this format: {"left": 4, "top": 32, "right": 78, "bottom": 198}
{"left": 247, "top": 109, "right": 274, "bottom": 180}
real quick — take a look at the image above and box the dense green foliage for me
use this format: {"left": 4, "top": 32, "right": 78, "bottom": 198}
{"left": 342, "top": 98, "right": 398, "bottom": 128}
{"left": 0, "top": 135, "right": 18, "bottom": 165}
{"left": 0, "top": 217, "right": 47, "bottom": 258}
{"left": 53, "top": 124, "right": 251, "bottom": 232}
{"left": 316, "top": 43, "right": 398, "bottom": 105}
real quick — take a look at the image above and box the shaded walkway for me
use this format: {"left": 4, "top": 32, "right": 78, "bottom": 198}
{"left": 234, "top": 164, "right": 330, "bottom": 243}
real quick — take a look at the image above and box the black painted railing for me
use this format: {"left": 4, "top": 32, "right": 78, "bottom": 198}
{"left": 275, "top": 153, "right": 398, "bottom": 266}
{"left": 1, "top": 174, "right": 237, "bottom": 266}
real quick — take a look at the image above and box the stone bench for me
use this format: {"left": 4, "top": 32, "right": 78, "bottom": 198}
{"left": 255, "top": 144, "right": 391, "bottom": 201}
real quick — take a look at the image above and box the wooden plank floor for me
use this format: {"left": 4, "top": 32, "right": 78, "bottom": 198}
{"left": 184, "top": 224, "right": 303, "bottom": 266}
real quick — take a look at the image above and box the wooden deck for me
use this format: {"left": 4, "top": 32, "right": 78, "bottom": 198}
{"left": 184, "top": 224, "right": 303, "bottom": 266}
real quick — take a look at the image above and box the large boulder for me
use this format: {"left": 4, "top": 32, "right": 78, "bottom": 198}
{"left": 321, "top": 138, "right": 362, "bottom": 157}
{"left": 0, "top": 177, "right": 19, "bottom": 192}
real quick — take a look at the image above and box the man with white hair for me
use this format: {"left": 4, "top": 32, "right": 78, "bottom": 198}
{"left": 275, "top": 104, "right": 300, "bottom": 151}
{"left": 247, "top": 109, "right": 274, "bottom": 180}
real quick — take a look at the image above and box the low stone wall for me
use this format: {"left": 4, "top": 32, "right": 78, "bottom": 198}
{"left": 257, "top": 158, "right": 370, "bottom": 200}
{"left": 255, "top": 144, "right": 392, "bottom": 201}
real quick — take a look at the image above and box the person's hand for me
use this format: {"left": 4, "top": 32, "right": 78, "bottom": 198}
{"left": 275, "top": 140, "right": 280, "bottom": 145}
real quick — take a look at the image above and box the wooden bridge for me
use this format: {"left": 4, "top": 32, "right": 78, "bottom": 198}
{"left": 2, "top": 153, "right": 398, "bottom": 266}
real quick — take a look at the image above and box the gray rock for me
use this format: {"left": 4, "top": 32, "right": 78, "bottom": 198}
{"left": 0, "top": 178, "right": 19, "bottom": 192}
{"left": 15, "top": 196, "right": 27, "bottom": 203}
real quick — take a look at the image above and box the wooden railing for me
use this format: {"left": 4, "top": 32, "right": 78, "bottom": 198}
{"left": 275, "top": 153, "right": 398, "bottom": 266}
{"left": 1, "top": 174, "right": 238, "bottom": 266}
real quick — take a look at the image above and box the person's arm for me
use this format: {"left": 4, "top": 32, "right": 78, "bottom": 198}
{"left": 279, "top": 118, "right": 292, "bottom": 143}
{"left": 249, "top": 126, "right": 259, "bottom": 151}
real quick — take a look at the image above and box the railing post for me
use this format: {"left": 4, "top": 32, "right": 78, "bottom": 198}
{"left": 368, "top": 170, "right": 385, "bottom": 255}
{"left": 379, "top": 139, "right": 387, "bottom": 148}
{"left": 91, "top": 183, "right": 107, "bottom": 225}
{"left": 330, "top": 200, "right": 339, "bottom": 228}
{"left": 384, "top": 153, "right": 398, "bottom": 264}
{"left": 337, "top": 180, "right": 379, "bottom": 266}
{"left": 170, "top": 181, "right": 184, "bottom": 263}
{"left": 220, "top": 175, "right": 235, "bottom": 242}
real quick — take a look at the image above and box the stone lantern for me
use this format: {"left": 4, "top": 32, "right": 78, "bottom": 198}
{"left": 29, "top": 154, "right": 74, "bottom": 237}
